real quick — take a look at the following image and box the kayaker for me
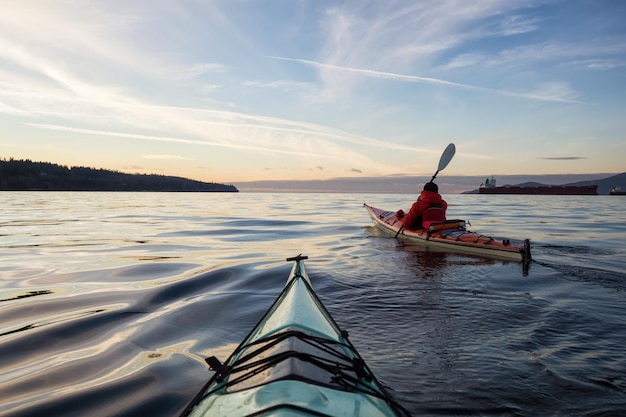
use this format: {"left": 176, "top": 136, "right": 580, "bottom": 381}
{"left": 396, "top": 181, "right": 447, "bottom": 229}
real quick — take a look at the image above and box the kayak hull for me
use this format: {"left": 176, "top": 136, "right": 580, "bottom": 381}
{"left": 182, "top": 256, "right": 408, "bottom": 417}
{"left": 364, "top": 203, "right": 530, "bottom": 262}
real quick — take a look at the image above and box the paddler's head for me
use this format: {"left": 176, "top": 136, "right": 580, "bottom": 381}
{"left": 424, "top": 182, "right": 439, "bottom": 193}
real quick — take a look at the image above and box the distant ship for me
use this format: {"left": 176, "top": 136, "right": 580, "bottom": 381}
{"left": 609, "top": 186, "right": 626, "bottom": 195}
{"left": 479, "top": 177, "right": 598, "bottom": 195}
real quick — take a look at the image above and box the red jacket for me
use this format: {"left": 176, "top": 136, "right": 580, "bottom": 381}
{"left": 400, "top": 190, "right": 447, "bottom": 229}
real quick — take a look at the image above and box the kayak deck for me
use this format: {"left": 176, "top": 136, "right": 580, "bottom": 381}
{"left": 364, "top": 203, "right": 531, "bottom": 263}
{"left": 181, "top": 255, "right": 410, "bottom": 417}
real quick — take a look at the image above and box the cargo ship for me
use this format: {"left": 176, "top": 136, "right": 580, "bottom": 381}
{"left": 479, "top": 177, "right": 598, "bottom": 195}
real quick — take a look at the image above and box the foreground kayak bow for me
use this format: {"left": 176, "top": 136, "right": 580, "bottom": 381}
{"left": 181, "top": 255, "right": 411, "bottom": 417}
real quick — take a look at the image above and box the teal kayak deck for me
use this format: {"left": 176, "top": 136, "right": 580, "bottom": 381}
{"left": 181, "top": 255, "right": 410, "bottom": 417}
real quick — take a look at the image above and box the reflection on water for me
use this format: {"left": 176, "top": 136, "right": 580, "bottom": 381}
{"left": 0, "top": 192, "right": 625, "bottom": 416}
{"left": 0, "top": 290, "right": 53, "bottom": 303}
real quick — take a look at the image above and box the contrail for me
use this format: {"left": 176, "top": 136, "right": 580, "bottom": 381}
{"left": 268, "top": 56, "right": 583, "bottom": 104}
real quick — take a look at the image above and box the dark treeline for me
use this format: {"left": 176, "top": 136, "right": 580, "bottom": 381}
{"left": 0, "top": 158, "right": 238, "bottom": 192}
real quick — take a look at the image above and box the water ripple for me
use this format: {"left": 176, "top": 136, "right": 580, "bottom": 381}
{"left": 0, "top": 192, "right": 624, "bottom": 417}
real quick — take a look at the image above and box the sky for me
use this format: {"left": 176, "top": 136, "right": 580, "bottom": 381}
{"left": 1, "top": 0, "right": 625, "bottom": 192}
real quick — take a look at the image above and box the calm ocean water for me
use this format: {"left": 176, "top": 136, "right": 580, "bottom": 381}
{"left": 1, "top": 192, "right": 624, "bottom": 417}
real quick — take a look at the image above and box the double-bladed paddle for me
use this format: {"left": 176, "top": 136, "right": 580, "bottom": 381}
{"left": 431, "top": 143, "right": 456, "bottom": 182}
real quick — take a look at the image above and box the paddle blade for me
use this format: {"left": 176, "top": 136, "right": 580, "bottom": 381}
{"left": 437, "top": 143, "right": 456, "bottom": 172}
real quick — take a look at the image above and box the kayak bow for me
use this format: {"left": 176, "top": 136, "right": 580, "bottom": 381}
{"left": 181, "top": 255, "right": 411, "bottom": 417}
{"left": 364, "top": 204, "right": 531, "bottom": 263}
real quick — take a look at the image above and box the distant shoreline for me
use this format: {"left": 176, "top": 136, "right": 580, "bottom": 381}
{"left": 0, "top": 158, "right": 238, "bottom": 192}
{"left": 0, "top": 189, "right": 238, "bottom": 192}
{"left": 235, "top": 172, "right": 625, "bottom": 195}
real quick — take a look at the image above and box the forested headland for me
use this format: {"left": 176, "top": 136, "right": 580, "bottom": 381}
{"left": 0, "top": 159, "right": 238, "bottom": 192}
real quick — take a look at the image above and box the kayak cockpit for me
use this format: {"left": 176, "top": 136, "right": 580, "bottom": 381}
{"left": 207, "top": 326, "right": 373, "bottom": 393}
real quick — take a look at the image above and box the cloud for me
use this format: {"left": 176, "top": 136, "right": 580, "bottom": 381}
{"left": 1, "top": 1, "right": 622, "bottom": 182}
{"left": 269, "top": 56, "right": 583, "bottom": 103}
{"left": 569, "top": 59, "right": 626, "bottom": 71}
{"left": 241, "top": 80, "right": 314, "bottom": 93}
{"left": 440, "top": 53, "right": 485, "bottom": 70}
{"left": 293, "top": 2, "right": 625, "bottom": 106}
{"left": 2, "top": 22, "right": 440, "bottom": 171}
{"left": 122, "top": 165, "right": 144, "bottom": 171}
{"left": 525, "top": 81, "right": 581, "bottom": 103}
{"left": 448, "top": 41, "right": 626, "bottom": 72}
{"left": 27, "top": 123, "right": 345, "bottom": 159}
{"left": 319, "top": 2, "right": 517, "bottom": 67}
{"left": 495, "top": 14, "right": 541, "bottom": 36}
{"left": 540, "top": 157, "right": 588, "bottom": 160}
{"left": 142, "top": 154, "right": 193, "bottom": 160}
{"left": 172, "top": 63, "right": 228, "bottom": 80}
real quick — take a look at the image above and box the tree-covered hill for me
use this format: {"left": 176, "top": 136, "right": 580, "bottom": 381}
{"left": 0, "top": 159, "right": 238, "bottom": 192}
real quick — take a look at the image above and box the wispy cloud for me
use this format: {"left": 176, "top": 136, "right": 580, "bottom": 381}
{"left": 494, "top": 14, "right": 542, "bottom": 36}
{"left": 439, "top": 40, "right": 626, "bottom": 75}
{"left": 525, "top": 82, "right": 581, "bottom": 103}
{"left": 170, "top": 63, "right": 229, "bottom": 80}
{"left": 440, "top": 53, "right": 485, "bottom": 70}
{"left": 0, "top": 19, "right": 441, "bottom": 171}
{"left": 540, "top": 157, "right": 588, "bottom": 160}
{"left": 0, "top": 44, "right": 411, "bottom": 170}
{"left": 241, "top": 79, "right": 315, "bottom": 93}
{"left": 0, "top": 1, "right": 623, "bottom": 181}
{"left": 567, "top": 59, "right": 626, "bottom": 71}
{"left": 269, "top": 56, "right": 583, "bottom": 103}
{"left": 122, "top": 165, "right": 144, "bottom": 171}
{"left": 142, "top": 154, "right": 193, "bottom": 160}
{"left": 26, "top": 123, "right": 345, "bottom": 159}
{"left": 299, "top": 2, "right": 626, "bottom": 107}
